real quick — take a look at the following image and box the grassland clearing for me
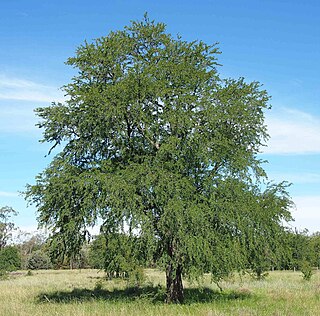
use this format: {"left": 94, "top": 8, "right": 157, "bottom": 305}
{"left": 1, "top": 269, "right": 320, "bottom": 315}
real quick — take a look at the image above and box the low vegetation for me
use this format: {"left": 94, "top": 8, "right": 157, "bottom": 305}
{"left": 1, "top": 269, "right": 320, "bottom": 315}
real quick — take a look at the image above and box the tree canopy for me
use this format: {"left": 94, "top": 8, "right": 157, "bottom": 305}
{"left": 26, "top": 15, "right": 293, "bottom": 303}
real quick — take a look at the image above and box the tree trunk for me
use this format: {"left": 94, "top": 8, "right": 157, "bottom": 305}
{"left": 165, "top": 263, "right": 184, "bottom": 303}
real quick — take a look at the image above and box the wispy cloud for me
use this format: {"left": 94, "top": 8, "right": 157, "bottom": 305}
{"left": 290, "top": 195, "right": 320, "bottom": 233}
{"left": 0, "top": 191, "right": 19, "bottom": 197}
{"left": 0, "top": 74, "right": 64, "bottom": 102}
{"left": 0, "top": 74, "right": 65, "bottom": 134}
{"left": 0, "top": 103, "right": 40, "bottom": 134}
{"left": 264, "top": 108, "right": 320, "bottom": 155}
{"left": 267, "top": 172, "right": 320, "bottom": 184}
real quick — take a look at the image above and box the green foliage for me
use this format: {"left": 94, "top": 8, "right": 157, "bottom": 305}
{"left": 78, "top": 244, "right": 91, "bottom": 269}
{"left": 25, "top": 15, "right": 292, "bottom": 303}
{"left": 0, "top": 246, "right": 21, "bottom": 272}
{"left": 300, "top": 260, "right": 313, "bottom": 281}
{"left": 244, "top": 183, "right": 293, "bottom": 280}
{"left": 309, "top": 232, "right": 320, "bottom": 268}
{"left": 26, "top": 250, "right": 52, "bottom": 270}
{"left": 88, "top": 234, "right": 105, "bottom": 269}
{"left": 280, "top": 229, "right": 314, "bottom": 271}
{"left": 46, "top": 242, "right": 89, "bottom": 269}
{"left": 103, "top": 233, "right": 138, "bottom": 278}
{"left": 88, "top": 233, "right": 147, "bottom": 285}
{"left": 88, "top": 232, "right": 147, "bottom": 284}
{"left": 127, "top": 266, "right": 146, "bottom": 287}
{"left": 16, "top": 231, "right": 47, "bottom": 269}
{"left": 0, "top": 269, "right": 8, "bottom": 280}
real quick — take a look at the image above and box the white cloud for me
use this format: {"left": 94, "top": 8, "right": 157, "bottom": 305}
{"left": 0, "top": 103, "right": 40, "bottom": 133}
{"left": 267, "top": 172, "right": 320, "bottom": 184}
{"left": 0, "top": 75, "right": 63, "bottom": 134}
{"left": 0, "top": 75, "right": 66, "bottom": 134}
{"left": 290, "top": 195, "right": 320, "bottom": 233}
{"left": 0, "top": 191, "right": 19, "bottom": 197}
{"left": 0, "top": 74, "right": 64, "bottom": 102}
{"left": 263, "top": 108, "right": 320, "bottom": 155}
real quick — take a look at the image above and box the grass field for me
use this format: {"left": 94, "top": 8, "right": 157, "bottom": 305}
{"left": 1, "top": 268, "right": 320, "bottom": 315}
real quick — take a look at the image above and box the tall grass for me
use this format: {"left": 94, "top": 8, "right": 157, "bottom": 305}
{"left": 0, "top": 269, "right": 320, "bottom": 315}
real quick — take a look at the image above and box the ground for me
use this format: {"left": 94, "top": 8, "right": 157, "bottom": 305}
{"left": 0, "top": 269, "right": 320, "bottom": 315}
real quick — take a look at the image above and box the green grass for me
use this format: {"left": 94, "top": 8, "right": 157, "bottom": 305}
{"left": 1, "top": 269, "right": 320, "bottom": 315}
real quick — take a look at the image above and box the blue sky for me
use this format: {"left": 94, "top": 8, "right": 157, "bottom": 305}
{"left": 1, "top": 0, "right": 320, "bottom": 233}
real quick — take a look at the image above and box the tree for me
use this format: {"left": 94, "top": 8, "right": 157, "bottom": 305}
{"left": 309, "top": 232, "right": 320, "bottom": 268}
{"left": 25, "top": 16, "right": 292, "bottom": 303}
{"left": 88, "top": 234, "right": 106, "bottom": 269}
{"left": 0, "top": 206, "right": 18, "bottom": 250}
{"left": 15, "top": 230, "right": 47, "bottom": 268}
{"left": 284, "top": 229, "right": 314, "bottom": 273}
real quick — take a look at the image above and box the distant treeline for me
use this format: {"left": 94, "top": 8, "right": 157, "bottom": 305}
{"left": 0, "top": 229, "right": 319, "bottom": 281}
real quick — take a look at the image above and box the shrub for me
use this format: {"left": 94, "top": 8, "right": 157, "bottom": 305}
{"left": 301, "top": 260, "right": 313, "bottom": 281}
{"left": 0, "top": 246, "right": 21, "bottom": 271}
{"left": 0, "top": 269, "right": 8, "bottom": 280}
{"left": 128, "top": 267, "right": 146, "bottom": 287}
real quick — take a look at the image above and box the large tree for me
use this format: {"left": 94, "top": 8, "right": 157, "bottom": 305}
{"left": 26, "top": 16, "right": 292, "bottom": 303}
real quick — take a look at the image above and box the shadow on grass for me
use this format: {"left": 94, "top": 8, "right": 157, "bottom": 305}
{"left": 37, "top": 285, "right": 252, "bottom": 305}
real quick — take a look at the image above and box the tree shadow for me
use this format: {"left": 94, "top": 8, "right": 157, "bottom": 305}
{"left": 36, "top": 285, "right": 252, "bottom": 305}
{"left": 37, "top": 285, "right": 164, "bottom": 304}
{"left": 184, "top": 287, "right": 252, "bottom": 303}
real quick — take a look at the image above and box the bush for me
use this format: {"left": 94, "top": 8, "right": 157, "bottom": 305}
{"left": 26, "top": 250, "right": 52, "bottom": 270}
{"left": 0, "top": 246, "right": 21, "bottom": 271}
{"left": 128, "top": 267, "right": 146, "bottom": 287}
{"left": 0, "top": 269, "right": 8, "bottom": 280}
{"left": 301, "top": 260, "right": 313, "bottom": 281}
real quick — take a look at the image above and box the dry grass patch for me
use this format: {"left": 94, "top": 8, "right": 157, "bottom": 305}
{"left": 0, "top": 269, "right": 319, "bottom": 315}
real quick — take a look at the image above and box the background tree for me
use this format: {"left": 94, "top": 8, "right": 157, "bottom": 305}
{"left": 26, "top": 250, "right": 52, "bottom": 270}
{"left": 286, "top": 229, "right": 314, "bottom": 280}
{"left": 46, "top": 238, "right": 89, "bottom": 269}
{"left": 26, "top": 16, "right": 292, "bottom": 303}
{"left": 0, "top": 206, "right": 18, "bottom": 250}
{"left": 309, "top": 232, "right": 320, "bottom": 268}
{"left": 15, "top": 230, "right": 47, "bottom": 269}
{"left": 88, "top": 234, "right": 106, "bottom": 269}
